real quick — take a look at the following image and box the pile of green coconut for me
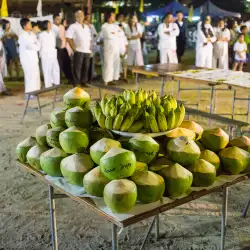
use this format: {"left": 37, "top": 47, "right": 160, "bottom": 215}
{"left": 16, "top": 87, "right": 250, "bottom": 213}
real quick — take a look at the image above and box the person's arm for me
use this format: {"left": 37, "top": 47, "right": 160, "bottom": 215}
{"left": 209, "top": 26, "right": 217, "bottom": 43}
{"left": 157, "top": 24, "right": 166, "bottom": 39}
{"left": 125, "top": 27, "right": 138, "bottom": 41}
{"left": 223, "top": 29, "right": 230, "bottom": 42}
{"left": 66, "top": 25, "right": 76, "bottom": 52}
{"left": 169, "top": 23, "right": 180, "bottom": 37}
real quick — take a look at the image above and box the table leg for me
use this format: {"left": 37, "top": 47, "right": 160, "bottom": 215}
{"left": 135, "top": 73, "right": 139, "bottom": 91}
{"left": 36, "top": 95, "right": 42, "bottom": 116}
{"left": 160, "top": 77, "right": 165, "bottom": 97}
{"left": 52, "top": 89, "right": 58, "bottom": 110}
{"left": 177, "top": 80, "right": 181, "bottom": 100}
{"left": 221, "top": 187, "right": 228, "bottom": 250}
{"left": 112, "top": 224, "right": 118, "bottom": 250}
{"left": 210, "top": 86, "right": 215, "bottom": 114}
{"left": 20, "top": 94, "right": 30, "bottom": 124}
{"left": 247, "top": 94, "right": 250, "bottom": 123}
{"left": 232, "top": 90, "right": 236, "bottom": 120}
{"left": 49, "top": 185, "right": 58, "bottom": 250}
{"left": 98, "top": 88, "right": 102, "bottom": 100}
{"left": 242, "top": 197, "right": 250, "bottom": 218}
{"left": 139, "top": 216, "right": 156, "bottom": 250}
{"left": 155, "top": 214, "right": 160, "bottom": 240}
{"left": 197, "top": 84, "right": 200, "bottom": 110}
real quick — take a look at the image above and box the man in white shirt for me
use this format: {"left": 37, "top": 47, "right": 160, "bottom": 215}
{"left": 102, "top": 12, "right": 121, "bottom": 85}
{"left": 66, "top": 10, "right": 92, "bottom": 86}
{"left": 18, "top": 18, "right": 41, "bottom": 94}
{"left": 52, "top": 14, "right": 73, "bottom": 85}
{"left": 157, "top": 12, "right": 180, "bottom": 64}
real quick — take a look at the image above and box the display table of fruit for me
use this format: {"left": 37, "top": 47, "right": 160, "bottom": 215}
{"left": 16, "top": 87, "right": 250, "bottom": 247}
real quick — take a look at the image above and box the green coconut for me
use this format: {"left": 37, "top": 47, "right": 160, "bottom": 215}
{"left": 59, "top": 126, "right": 89, "bottom": 154}
{"left": 46, "top": 127, "right": 64, "bottom": 148}
{"left": 90, "top": 127, "right": 114, "bottom": 144}
{"left": 104, "top": 179, "right": 137, "bottom": 213}
{"left": 196, "top": 141, "right": 205, "bottom": 151}
{"left": 201, "top": 128, "right": 229, "bottom": 152}
{"left": 63, "top": 87, "right": 90, "bottom": 109}
{"left": 50, "top": 108, "right": 67, "bottom": 128}
{"left": 200, "top": 149, "right": 220, "bottom": 171}
{"left": 127, "top": 134, "right": 159, "bottom": 164}
{"left": 229, "top": 136, "right": 250, "bottom": 152}
{"left": 189, "top": 159, "right": 216, "bottom": 187}
{"left": 83, "top": 166, "right": 110, "bottom": 197}
{"left": 165, "top": 127, "right": 196, "bottom": 140}
{"left": 40, "top": 148, "right": 67, "bottom": 176}
{"left": 131, "top": 171, "right": 165, "bottom": 203}
{"left": 60, "top": 153, "right": 94, "bottom": 186}
{"left": 100, "top": 148, "right": 136, "bottom": 180}
{"left": 36, "top": 124, "right": 51, "bottom": 146}
{"left": 90, "top": 138, "right": 121, "bottom": 165}
{"left": 27, "top": 145, "right": 48, "bottom": 170}
{"left": 179, "top": 121, "right": 204, "bottom": 140}
{"left": 167, "top": 136, "right": 201, "bottom": 166}
{"left": 65, "top": 106, "right": 92, "bottom": 128}
{"left": 159, "top": 163, "right": 193, "bottom": 197}
{"left": 219, "top": 146, "right": 250, "bottom": 174}
{"left": 135, "top": 162, "right": 148, "bottom": 173}
{"left": 16, "top": 137, "right": 37, "bottom": 163}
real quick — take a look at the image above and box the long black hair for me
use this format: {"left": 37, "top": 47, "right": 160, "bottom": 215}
{"left": 41, "top": 20, "right": 50, "bottom": 31}
{"left": 105, "top": 12, "right": 114, "bottom": 23}
{"left": 2, "top": 20, "right": 10, "bottom": 31}
{"left": 201, "top": 15, "right": 214, "bottom": 38}
{"left": 128, "top": 15, "right": 138, "bottom": 33}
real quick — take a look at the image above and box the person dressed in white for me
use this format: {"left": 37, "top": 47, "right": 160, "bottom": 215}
{"left": 18, "top": 18, "right": 41, "bottom": 94}
{"left": 96, "top": 30, "right": 104, "bottom": 77}
{"left": 119, "top": 24, "right": 128, "bottom": 81}
{"left": 66, "top": 10, "right": 92, "bottom": 86}
{"left": 39, "top": 21, "right": 60, "bottom": 88}
{"left": 125, "top": 15, "right": 144, "bottom": 66}
{"left": 102, "top": 12, "right": 121, "bottom": 85}
{"left": 195, "top": 15, "right": 216, "bottom": 68}
{"left": 157, "top": 12, "right": 180, "bottom": 64}
{"left": 213, "top": 19, "right": 230, "bottom": 70}
{"left": 233, "top": 33, "right": 247, "bottom": 71}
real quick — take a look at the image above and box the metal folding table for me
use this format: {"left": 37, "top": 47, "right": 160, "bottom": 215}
{"left": 16, "top": 161, "right": 248, "bottom": 250}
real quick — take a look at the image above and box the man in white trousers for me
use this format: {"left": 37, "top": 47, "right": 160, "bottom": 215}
{"left": 19, "top": 18, "right": 41, "bottom": 95}
{"left": 157, "top": 12, "right": 180, "bottom": 64}
{"left": 102, "top": 12, "right": 121, "bottom": 86}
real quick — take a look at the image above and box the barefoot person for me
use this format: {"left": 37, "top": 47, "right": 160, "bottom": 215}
{"left": 102, "top": 12, "right": 121, "bottom": 86}
{"left": 233, "top": 33, "right": 247, "bottom": 71}
{"left": 39, "top": 20, "right": 60, "bottom": 88}
{"left": 18, "top": 18, "right": 41, "bottom": 95}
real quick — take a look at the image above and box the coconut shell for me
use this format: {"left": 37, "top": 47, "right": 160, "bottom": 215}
{"left": 179, "top": 121, "right": 204, "bottom": 140}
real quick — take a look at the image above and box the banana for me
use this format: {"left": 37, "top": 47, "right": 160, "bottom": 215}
{"left": 94, "top": 101, "right": 102, "bottom": 120}
{"left": 135, "top": 89, "right": 143, "bottom": 104}
{"left": 104, "top": 96, "right": 115, "bottom": 116}
{"left": 127, "top": 90, "right": 136, "bottom": 105}
{"left": 156, "top": 105, "right": 164, "bottom": 114}
{"left": 154, "top": 96, "right": 161, "bottom": 106}
{"left": 167, "top": 95, "right": 177, "bottom": 110}
{"left": 134, "top": 107, "right": 143, "bottom": 121}
{"left": 119, "top": 102, "right": 130, "bottom": 116}
{"left": 144, "top": 111, "right": 150, "bottom": 131}
{"left": 100, "top": 94, "right": 107, "bottom": 114}
{"left": 120, "top": 116, "right": 135, "bottom": 131}
{"left": 149, "top": 115, "right": 160, "bottom": 133}
{"left": 116, "top": 96, "right": 124, "bottom": 106}
{"left": 163, "top": 100, "right": 172, "bottom": 116}
{"left": 128, "top": 120, "right": 144, "bottom": 133}
{"left": 97, "top": 113, "right": 106, "bottom": 128}
{"left": 123, "top": 90, "right": 130, "bottom": 102}
{"left": 175, "top": 103, "right": 185, "bottom": 128}
{"left": 148, "top": 104, "right": 156, "bottom": 117}
{"left": 110, "top": 106, "right": 118, "bottom": 118}
{"left": 113, "top": 114, "right": 124, "bottom": 130}
{"left": 105, "top": 116, "right": 113, "bottom": 130}
{"left": 167, "top": 109, "right": 176, "bottom": 130}
{"left": 151, "top": 91, "right": 157, "bottom": 101}
{"left": 142, "top": 90, "right": 148, "bottom": 101}
{"left": 157, "top": 112, "right": 168, "bottom": 132}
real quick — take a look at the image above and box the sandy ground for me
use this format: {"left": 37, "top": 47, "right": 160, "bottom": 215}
{"left": 1, "top": 79, "right": 250, "bottom": 250}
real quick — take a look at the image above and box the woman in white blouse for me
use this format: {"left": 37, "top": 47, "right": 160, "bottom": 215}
{"left": 213, "top": 19, "right": 230, "bottom": 70}
{"left": 125, "top": 15, "right": 144, "bottom": 66}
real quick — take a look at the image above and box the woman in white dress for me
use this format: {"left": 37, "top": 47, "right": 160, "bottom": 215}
{"left": 39, "top": 20, "right": 60, "bottom": 88}
{"left": 195, "top": 15, "right": 216, "bottom": 68}
{"left": 212, "top": 19, "right": 230, "bottom": 70}
{"left": 125, "top": 15, "right": 144, "bottom": 66}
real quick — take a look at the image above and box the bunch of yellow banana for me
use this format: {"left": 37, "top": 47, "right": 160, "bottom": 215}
{"left": 94, "top": 90, "right": 185, "bottom": 133}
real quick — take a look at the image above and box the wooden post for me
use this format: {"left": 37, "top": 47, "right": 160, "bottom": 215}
{"left": 88, "top": 0, "right": 92, "bottom": 14}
